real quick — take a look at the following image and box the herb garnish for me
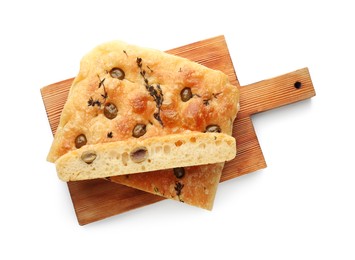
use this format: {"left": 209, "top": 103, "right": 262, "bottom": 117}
{"left": 98, "top": 75, "right": 108, "bottom": 100}
{"left": 212, "top": 92, "right": 222, "bottom": 98}
{"left": 101, "top": 92, "right": 108, "bottom": 100}
{"left": 87, "top": 75, "right": 108, "bottom": 108}
{"left": 98, "top": 77, "right": 105, "bottom": 88}
{"left": 147, "top": 65, "right": 153, "bottom": 73}
{"left": 202, "top": 92, "right": 222, "bottom": 106}
{"left": 174, "top": 181, "right": 184, "bottom": 196}
{"left": 136, "top": 57, "right": 164, "bottom": 126}
{"left": 88, "top": 97, "right": 102, "bottom": 107}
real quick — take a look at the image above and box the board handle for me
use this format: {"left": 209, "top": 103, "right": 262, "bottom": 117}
{"left": 237, "top": 67, "right": 316, "bottom": 118}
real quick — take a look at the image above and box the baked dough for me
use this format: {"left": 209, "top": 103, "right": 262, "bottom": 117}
{"left": 47, "top": 40, "right": 240, "bottom": 209}
{"left": 56, "top": 132, "right": 236, "bottom": 181}
{"left": 110, "top": 163, "right": 225, "bottom": 210}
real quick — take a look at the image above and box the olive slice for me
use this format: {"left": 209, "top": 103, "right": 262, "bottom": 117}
{"left": 81, "top": 151, "right": 97, "bottom": 164}
{"left": 173, "top": 167, "right": 185, "bottom": 179}
{"left": 104, "top": 102, "right": 118, "bottom": 119}
{"left": 75, "top": 134, "right": 87, "bottom": 148}
{"left": 180, "top": 87, "right": 192, "bottom": 102}
{"left": 130, "top": 147, "right": 148, "bottom": 163}
{"left": 132, "top": 124, "right": 146, "bottom": 138}
{"left": 110, "top": 67, "right": 125, "bottom": 80}
{"left": 205, "top": 125, "right": 221, "bottom": 133}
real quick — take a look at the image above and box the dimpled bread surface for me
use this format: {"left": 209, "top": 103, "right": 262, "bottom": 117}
{"left": 47, "top": 40, "right": 240, "bottom": 209}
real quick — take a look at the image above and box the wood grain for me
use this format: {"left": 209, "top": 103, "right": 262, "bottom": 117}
{"left": 41, "top": 35, "right": 315, "bottom": 225}
{"left": 238, "top": 68, "right": 315, "bottom": 118}
{"left": 68, "top": 179, "right": 163, "bottom": 224}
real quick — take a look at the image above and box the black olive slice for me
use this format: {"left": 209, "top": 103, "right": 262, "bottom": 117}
{"left": 173, "top": 167, "right": 185, "bottom": 179}
{"left": 180, "top": 87, "right": 192, "bottom": 102}
{"left": 130, "top": 147, "right": 148, "bottom": 163}
{"left": 205, "top": 125, "right": 221, "bottom": 133}
{"left": 132, "top": 124, "right": 146, "bottom": 138}
{"left": 75, "top": 134, "right": 87, "bottom": 148}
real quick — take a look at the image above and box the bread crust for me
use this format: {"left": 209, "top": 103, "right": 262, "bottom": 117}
{"left": 47, "top": 41, "right": 239, "bottom": 162}
{"left": 56, "top": 132, "right": 236, "bottom": 182}
{"left": 47, "top": 40, "right": 240, "bottom": 209}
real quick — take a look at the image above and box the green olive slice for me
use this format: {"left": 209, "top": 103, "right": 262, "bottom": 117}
{"left": 104, "top": 103, "right": 118, "bottom": 119}
{"left": 81, "top": 151, "right": 97, "bottom": 164}
{"left": 110, "top": 68, "right": 125, "bottom": 80}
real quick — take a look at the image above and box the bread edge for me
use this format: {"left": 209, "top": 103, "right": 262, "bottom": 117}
{"left": 55, "top": 132, "right": 237, "bottom": 181}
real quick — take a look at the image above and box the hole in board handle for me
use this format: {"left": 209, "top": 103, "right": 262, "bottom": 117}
{"left": 294, "top": 81, "right": 302, "bottom": 89}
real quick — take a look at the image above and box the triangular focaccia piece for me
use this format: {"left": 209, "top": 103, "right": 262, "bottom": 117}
{"left": 47, "top": 41, "right": 239, "bottom": 209}
{"left": 110, "top": 163, "right": 225, "bottom": 209}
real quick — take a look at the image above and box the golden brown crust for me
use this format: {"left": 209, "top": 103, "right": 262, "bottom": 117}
{"left": 47, "top": 41, "right": 239, "bottom": 162}
{"left": 110, "top": 163, "right": 224, "bottom": 210}
{"left": 47, "top": 40, "right": 240, "bottom": 209}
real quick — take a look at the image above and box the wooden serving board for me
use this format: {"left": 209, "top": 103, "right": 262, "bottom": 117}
{"left": 41, "top": 35, "right": 315, "bottom": 225}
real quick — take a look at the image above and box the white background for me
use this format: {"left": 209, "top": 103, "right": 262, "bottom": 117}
{"left": 1, "top": 0, "right": 354, "bottom": 259}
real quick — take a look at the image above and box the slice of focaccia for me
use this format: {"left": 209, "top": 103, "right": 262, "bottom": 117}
{"left": 56, "top": 132, "right": 236, "bottom": 181}
{"left": 47, "top": 40, "right": 239, "bottom": 209}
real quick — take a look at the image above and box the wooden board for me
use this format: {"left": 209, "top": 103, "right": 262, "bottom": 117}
{"left": 41, "top": 35, "right": 315, "bottom": 225}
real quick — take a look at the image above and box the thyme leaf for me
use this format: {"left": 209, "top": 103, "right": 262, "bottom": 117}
{"left": 174, "top": 181, "right": 184, "bottom": 196}
{"left": 87, "top": 97, "right": 102, "bottom": 107}
{"left": 147, "top": 65, "right": 153, "bottom": 73}
{"left": 98, "top": 76, "right": 105, "bottom": 88}
{"left": 87, "top": 76, "right": 108, "bottom": 108}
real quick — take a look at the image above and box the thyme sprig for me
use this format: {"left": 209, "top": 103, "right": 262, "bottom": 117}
{"left": 136, "top": 57, "right": 164, "bottom": 126}
{"left": 174, "top": 181, "right": 184, "bottom": 196}
{"left": 87, "top": 75, "right": 108, "bottom": 108}
{"left": 88, "top": 97, "right": 102, "bottom": 107}
{"left": 174, "top": 181, "right": 185, "bottom": 202}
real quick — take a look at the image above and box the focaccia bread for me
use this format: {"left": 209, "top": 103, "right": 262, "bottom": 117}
{"left": 56, "top": 132, "right": 236, "bottom": 181}
{"left": 110, "top": 163, "right": 225, "bottom": 210}
{"left": 47, "top": 40, "right": 240, "bottom": 209}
